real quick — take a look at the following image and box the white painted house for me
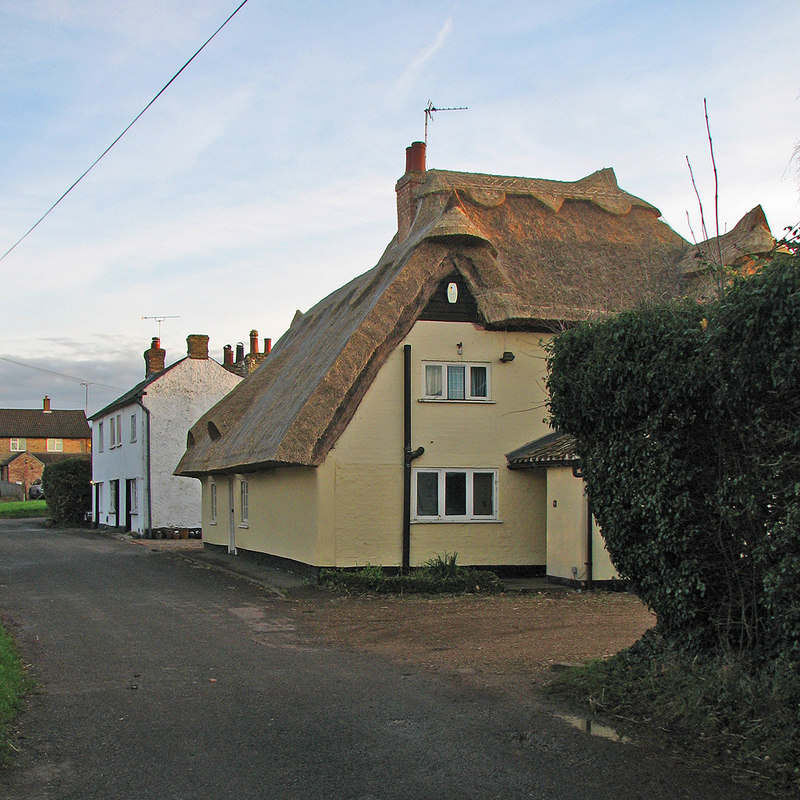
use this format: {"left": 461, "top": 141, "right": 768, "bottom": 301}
{"left": 90, "top": 335, "right": 242, "bottom": 535}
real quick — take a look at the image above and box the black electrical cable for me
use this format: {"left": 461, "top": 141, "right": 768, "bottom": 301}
{"left": 1, "top": 0, "right": 252, "bottom": 263}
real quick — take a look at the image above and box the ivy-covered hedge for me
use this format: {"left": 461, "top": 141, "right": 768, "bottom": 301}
{"left": 547, "top": 248, "right": 800, "bottom": 665}
{"left": 42, "top": 458, "right": 92, "bottom": 525}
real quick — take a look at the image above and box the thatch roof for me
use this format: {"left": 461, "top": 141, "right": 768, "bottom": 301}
{"left": 176, "top": 165, "right": 770, "bottom": 477}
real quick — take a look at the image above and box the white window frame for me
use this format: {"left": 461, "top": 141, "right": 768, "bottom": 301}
{"left": 130, "top": 480, "right": 138, "bottom": 513}
{"left": 130, "top": 413, "right": 137, "bottom": 443}
{"left": 46, "top": 438, "right": 63, "bottom": 452}
{"left": 116, "top": 415, "right": 122, "bottom": 448}
{"left": 210, "top": 482, "right": 217, "bottom": 524}
{"left": 109, "top": 417, "right": 116, "bottom": 448}
{"left": 9, "top": 438, "right": 26, "bottom": 451}
{"left": 239, "top": 480, "right": 249, "bottom": 527}
{"left": 109, "top": 481, "right": 117, "bottom": 514}
{"left": 421, "top": 362, "right": 491, "bottom": 401}
{"left": 97, "top": 422, "right": 104, "bottom": 452}
{"left": 411, "top": 468, "right": 499, "bottom": 522}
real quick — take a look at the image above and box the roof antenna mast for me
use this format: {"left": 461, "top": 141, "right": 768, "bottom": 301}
{"left": 424, "top": 100, "right": 468, "bottom": 147}
{"left": 142, "top": 315, "right": 180, "bottom": 339}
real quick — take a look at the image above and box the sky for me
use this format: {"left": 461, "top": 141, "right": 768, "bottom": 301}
{"left": 2, "top": 0, "right": 798, "bottom": 416}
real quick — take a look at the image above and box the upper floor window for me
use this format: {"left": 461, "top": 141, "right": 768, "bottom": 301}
{"left": 116, "top": 415, "right": 122, "bottom": 448}
{"left": 423, "top": 362, "right": 490, "bottom": 401}
{"left": 10, "top": 438, "right": 26, "bottom": 451}
{"left": 109, "top": 418, "right": 116, "bottom": 448}
{"left": 97, "top": 422, "right": 104, "bottom": 452}
{"left": 47, "top": 438, "right": 63, "bottom": 452}
{"left": 130, "top": 413, "right": 137, "bottom": 443}
{"left": 412, "top": 468, "right": 498, "bottom": 522}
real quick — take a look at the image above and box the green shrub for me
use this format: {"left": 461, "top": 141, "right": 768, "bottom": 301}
{"left": 42, "top": 458, "right": 91, "bottom": 525}
{"left": 320, "top": 553, "right": 503, "bottom": 594}
{"left": 547, "top": 245, "right": 800, "bottom": 665}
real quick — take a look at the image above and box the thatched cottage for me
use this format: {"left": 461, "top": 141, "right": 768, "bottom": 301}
{"left": 176, "top": 142, "right": 774, "bottom": 582}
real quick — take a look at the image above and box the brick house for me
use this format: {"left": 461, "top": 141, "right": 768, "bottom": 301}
{"left": 0, "top": 397, "right": 91, "bottom": 496}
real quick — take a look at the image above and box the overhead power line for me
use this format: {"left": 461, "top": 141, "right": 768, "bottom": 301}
{"left": 0, "top": 355, "right": 123, "bottom": 392}
{"left": 0, "top": 0, "right": 252, "bottom": 264}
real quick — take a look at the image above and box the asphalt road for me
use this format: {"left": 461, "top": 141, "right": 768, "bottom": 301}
{"left": 0, "top": 520, "right": 762, "bottom": 800}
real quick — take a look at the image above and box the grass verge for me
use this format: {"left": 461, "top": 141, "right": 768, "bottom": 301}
{"left": 0, "top": 500, "right": 48, "bottom": 519}
{"left": 0, "top": 621, "right": 32, "bottom": 766}
{"left": 320, "top": 552, "right": 503, "bottom": 595}
{"left": 546, "top": 632, "right": 800, "bottom": 796}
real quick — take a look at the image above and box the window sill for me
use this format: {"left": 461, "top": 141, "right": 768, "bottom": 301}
{"left": 412, "top": 518, "right": 503, "bottom": 524}
{"left": 209, "top": 521, "right": 217, "bottom": 526}
{"left": 238, "top": 523, "right": 249, "bottom": 529}
{"left": 417, "top": 399, "right": 495, "bottom": 404}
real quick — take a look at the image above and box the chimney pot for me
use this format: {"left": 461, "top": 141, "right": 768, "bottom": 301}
{"left": 144, "top": 338, "right": 166, "bottom": 377}
{"left": 187, "top": 334, "right": 209, "bottom": 360}
{"left": 249, "top": 329, "right": 259, "bottom": 356}
{"left": 43, "top": 396, "right": 51, "bottom": 413}
{"left": 264, "top": 337, "right": 272, "bottom": 355}
{"left": 235, "top": 342, "right": 245, "bottom": 363}
{"left": 396, "top": 141, "right": 427, "bottom": 243}
{"left": 407, "top": 140, "right": 426, "bottom": 173}
{"left": 223, "top": 344, "right": 234, "bottom": 366}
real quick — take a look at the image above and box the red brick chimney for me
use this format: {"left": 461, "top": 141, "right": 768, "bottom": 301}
{"left": 223, "top": 344, "right": 234, "bottom": 366}
{"left": 144, "top": 337, "right": 166, "bottom": 377}
{"left": 395, "top": 141, "right": 426, "bottom": 243}
{"left": 249, "top": 330, "right": 259, "bottom": 356}
{"left": 264, "top": 337, "right": 272, "bottom": 355}
{"left": 43, "top": 396, "right": 51, "bottom": 413}
{"left": 186, "top": 334, "right": 209, "bottom": 359}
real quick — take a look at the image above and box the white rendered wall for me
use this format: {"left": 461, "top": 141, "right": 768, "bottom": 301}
{"left": 145, "top": 359, "right": 241, "bottom": 530}
{"left": 91, "top": 405, "right": 147, "bottom": 531}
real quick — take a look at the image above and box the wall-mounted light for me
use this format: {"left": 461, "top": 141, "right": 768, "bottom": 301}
{"left": 500, "top": 351, "right": 515, "bottom": 362}
{"left": 456, "top": 342, "right": 463, "bottom": 355}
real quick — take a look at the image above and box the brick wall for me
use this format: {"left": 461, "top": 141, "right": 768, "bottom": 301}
{"left": 0, "top": 437, "right": 91, "bottom": 458}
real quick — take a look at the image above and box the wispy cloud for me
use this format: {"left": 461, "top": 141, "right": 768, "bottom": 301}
{"left": 393, "top": 13, "right": 455, "bottom": 101}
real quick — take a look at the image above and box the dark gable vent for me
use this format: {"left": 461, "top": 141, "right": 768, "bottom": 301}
{"left": 187, "top": 431, "right": 195, "bottom": 448}
{"left": 419, "top": 272, "right": 480, "bottom": 323}
{"left": 207, "top": 422, "right": 221, "bottom": 441}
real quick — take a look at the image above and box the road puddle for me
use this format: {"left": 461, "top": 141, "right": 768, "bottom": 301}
{"left": 553, "top": 712, "right": 629, "bottom": 743}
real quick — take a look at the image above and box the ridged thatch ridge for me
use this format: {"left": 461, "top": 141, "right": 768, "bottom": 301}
{"left": 176, "top": 165, "right": 769, "bottom": 477}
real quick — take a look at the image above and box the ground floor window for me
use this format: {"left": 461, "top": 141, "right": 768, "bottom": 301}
{"left": 240, "top": 480, "right": 248, "bottom": 525}
{"left": 109, "top": 481, "right": 117, "bottom": 514}
{"left": 129, "top": 479, "right": 138, "bottom": 513}
{"left": 412, "top": 468, "right": 498, "bottom": 521}
{"left": 210, "top": 482, "right": 217, "bottom": 523}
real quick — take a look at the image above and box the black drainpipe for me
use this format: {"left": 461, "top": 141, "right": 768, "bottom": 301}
{"left": 572, "top": 463, "right": 593, "bottom": 591}
{"left": 402, "top": 344, "right": 424, "bottom": 573}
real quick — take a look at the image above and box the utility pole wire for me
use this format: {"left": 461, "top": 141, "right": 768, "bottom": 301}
{"left": 0, "top": 355, "right": 124, "bottom": 391}
{"left": 0, "top": 0, "right": 252, "bottom": 264}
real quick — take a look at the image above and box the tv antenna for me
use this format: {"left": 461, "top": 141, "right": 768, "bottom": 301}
{"left": 142, "top": 315, "right": 180, "bottom": 339}
{"left": 424, "top": 100, "right": 468, "bottom": 146}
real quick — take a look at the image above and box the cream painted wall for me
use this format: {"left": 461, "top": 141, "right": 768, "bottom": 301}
{"left": 545, "top": 466, "right": 618, "bottom": 582}
{"left": 202, "top": 468, "right": 321, "bottom": 565}
{"left": 326, "top": 320, "right": 553, "bottom": 567}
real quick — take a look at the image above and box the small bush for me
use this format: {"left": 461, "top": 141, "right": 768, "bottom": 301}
{"left": 320, "top": 553, "right": 503, "bottom": 594}
{"left": 42, "top": 458, "right": 91, "bottom": 525}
